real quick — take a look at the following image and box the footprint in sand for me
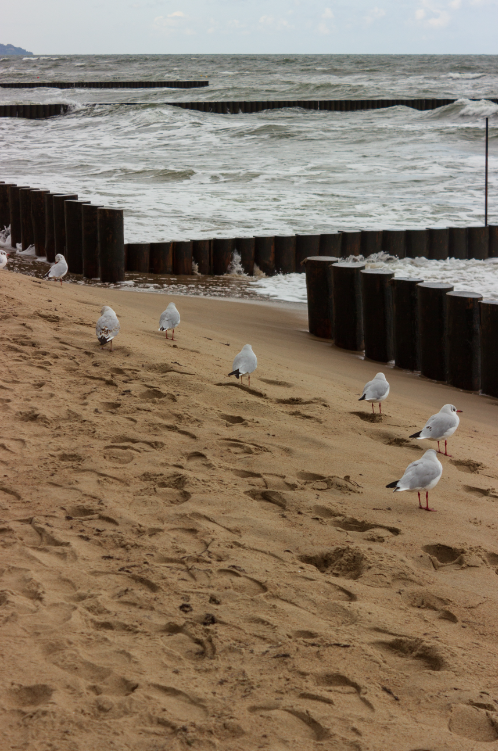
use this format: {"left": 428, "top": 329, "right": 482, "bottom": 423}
{"left": 367, "top": 430, "right": 422, "bottom": 450}
{"left": 374, "top": 637, "right": 446, "bottom": 671}
{"left": 247, "top": 704, "right": 330, "bottom": 742}
{"left": 7, "top": 684, "right": 54, "bottom": 708}
{"left": 449, "top": 704, "right": 498, "bottom": 742}
{"left": 149, "top": 684, "right": 207, "bottom": 723}
{"left": 404, "top": 590, "right": 458, "bottom": 623}
{"left": 450, "top": 459, "right": 484, "bottom": 474}
{"left": 350, "top": 410, "right": 383, "bottom": 423}
{"left": 464, "top": 485, "right": 498, "bottom": 499}
{"left": 220, "top": 413, "right": 248, "bottom": 426}
{"left": 259, "top": 378, "right": 293, "bottom": 388}
{"left": 297, "top": 471, "right": 361, "bottom": 494}
{"left": 316, "top": 672, "right": 374, "bottom": 711}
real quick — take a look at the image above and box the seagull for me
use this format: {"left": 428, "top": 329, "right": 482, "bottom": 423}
{"left": 358, "top": 372, "right": 390, "bottom": 414}
{"left": 409, "top": 404, "right": 462, "bottom": 457}
{"left": 44, "top": 254, "right": 68, "bottom": 286}
{"left": 386, "top": 449, "right": 443, "bottom": 512}
{"left": 0, "top": 250, "right": 9, "bottom": 270}
{"left": 228, "top": 344, "right": 257, "bottom": 387}
{"left": 159, "top": 302, "right": 180, "bottom": 340}
{"left": 96, "top": 306, "right": 120, "bottom": 352}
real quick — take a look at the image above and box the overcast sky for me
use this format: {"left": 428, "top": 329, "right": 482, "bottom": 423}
{"left": 4, "top": 0, "right": 498, "bottom": 55}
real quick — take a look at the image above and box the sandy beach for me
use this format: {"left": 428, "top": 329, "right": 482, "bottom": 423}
{"left": 1, "top": 270, "right": 498, "bottom": 751}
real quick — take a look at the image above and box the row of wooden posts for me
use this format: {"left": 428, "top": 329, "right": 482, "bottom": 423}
{"left": 304, "top": 256, "right": 498, "bottom": 399}
{"left": 0, "top": 104, "right": 69, "bottom": 119}
{"left": 3, "top": 98, "right": 497, "bottom": 120}
{"left": 1, "top": 182, "right": 497, "bottom": 284}
{"left": 0, "top": 183, "right": 124, "bottom": 283}
{"left": 0, "top": 81, "right": 209, "bottom": 89}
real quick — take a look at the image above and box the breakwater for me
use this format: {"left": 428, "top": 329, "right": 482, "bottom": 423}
{"left": 0, "top": 104, "right": 69, "bottom": 118}
{"left": 2, "top": 99, "right": 498, "bottom": 120}
{"left": 305, "top": 256, "right": 498, "bottom": 399}
{"left": 1, "top": 180, "right": 497, "bottom": 286}
{"left": 0, "top": 81, "right": 209, "bottom": 89}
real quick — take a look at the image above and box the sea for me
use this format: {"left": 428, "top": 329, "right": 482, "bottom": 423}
{"left": 1, "top": 54, "right": 497, "bottom": 303}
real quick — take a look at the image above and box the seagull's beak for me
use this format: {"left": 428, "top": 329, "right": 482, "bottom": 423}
{"left": 456, "top": 410, "right": 463, "bottom": 413}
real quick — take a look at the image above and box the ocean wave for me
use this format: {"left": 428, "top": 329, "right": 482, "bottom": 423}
{"left": 446, "top": 72, "right": 485, "bottom": 80}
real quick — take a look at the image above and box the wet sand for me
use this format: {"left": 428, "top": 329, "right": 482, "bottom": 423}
{"left": 1, "top": 270, "right": 498, "bottom": 751}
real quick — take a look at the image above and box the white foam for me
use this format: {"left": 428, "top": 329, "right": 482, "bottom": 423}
{"left": 250, "top": 257, "right": 498, "bottom": 304}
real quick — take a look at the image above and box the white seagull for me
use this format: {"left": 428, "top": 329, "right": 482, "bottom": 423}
{"left": 359, "top": 372, "right": 390, "bottom": 414}
{"left": 96, "top": 306, "right": 120, "bottom": 352}
{"left": 0, "top": 250, "right": 9, "bottom": 270}
{"left": 158, "top": 302, "right": 180, "bottom": 340}
{"left": 409, "top": 404, "right": 462, "bottom": 457}
{"left": 386, "top": 449, "right": 443, "bottom": 512}
{"left": 228, "top": 344, "right": 257, "bottom": 387}
{"left": 44, "top": 254, "right": 68, "bottom": 286}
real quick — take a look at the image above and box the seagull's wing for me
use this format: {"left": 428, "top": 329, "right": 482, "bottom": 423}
{"left": 399, "top": 457, "right": 441, "bottom": 490}
{"left": 364, "top": 379, "right": 389, "bottom": 401}
{"left": 232, "top": 351, "right": 257, "bottom": 375}
{"left": 97, "top": 311, "right": 120, "bottom": 342}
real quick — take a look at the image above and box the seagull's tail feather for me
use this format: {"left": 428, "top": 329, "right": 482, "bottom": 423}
{"left": 98, "top": 336, "right": 109, "bottom": 346}
{"left": 358, "top": 394, "right": 366, "bottom": 401}
{"left": 409, "top": 430, "right": 422, "bottom": 438}
{"left": 386, "top": 480, "right": 400, "bottom": 490}
{"left": 228, "top": 369, "right": 240, "bottom": 379}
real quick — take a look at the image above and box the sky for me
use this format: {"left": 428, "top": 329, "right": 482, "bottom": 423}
{"left": 3, "top": 0, "right": 498, "bottom": 54}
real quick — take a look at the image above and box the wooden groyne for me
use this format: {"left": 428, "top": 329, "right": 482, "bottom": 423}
{"left": 305, "top": 258, "right": 498, "bottom": 398}
{"left": 0, "top": 104, "right": 69, "bottom": 118}
{"left": 169, "top": 98, "right": 496, "bottom": 113}
{"left": 0, "top": 81, "right": 209, "bottom": 89}
{"left": 2, "top": 98, "right": 495, "bottom": 119}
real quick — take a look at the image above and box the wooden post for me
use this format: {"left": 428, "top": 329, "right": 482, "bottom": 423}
{"left": 304, "top": 256, "right": 339, "bottom": 339}
{"left": 391, "top": 277, "right": 423, "bottom": 371}
{"left": 274, "top": 236, "right": 296, "bottom": 274}
{"left": 417, "top": 282, "right": 453, "bottom": 382}
{"left": 361, "top": 270, "right": 394, "bottom": 362}
{"left": 480, "top": 299, "right": 498, "bottom": 397}
{"left": 149, "top": 241, "right": 173, "bottom": 274}
{"left": 331, "top": 262, "right": 365, "bottom": 351}
{"left": 447, "top": 290, "right": 482, "bottom": 391}
{"left": 234, "top": 237, "right": 255, "bottom": 275}
{"left": 82, "top": 204, "right": 102, "bottom": 279}
{"left": 98, "top": 207, "right": 125, "bottom": 284}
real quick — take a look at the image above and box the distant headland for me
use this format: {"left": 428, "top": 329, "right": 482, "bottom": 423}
{"left": 0, "top": 44, "right": 33, "bottom": 56}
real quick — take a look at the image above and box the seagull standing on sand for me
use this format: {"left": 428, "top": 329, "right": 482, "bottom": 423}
{"left": 159, "top": 302, "right": 180, "bottom": 340}
{"left": 96, "top": 306, "right": 120, "bottom": 351}
{"left": 44, "top": 254, "right": 68, "bottom": 286}
{"left": 228, "top": 344, "right": 257, "bottom": 387}
{"left": 409, "top": 404, "right": 462, "bottom": 457}
{"left": 0, "top": 250, "right": 9, "bottom": 270}
{"left": 359, "top": 372, "right": 390, "bottom": 414}
{"left": 386, "top": 449, "right": 443, "bottom": 512}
